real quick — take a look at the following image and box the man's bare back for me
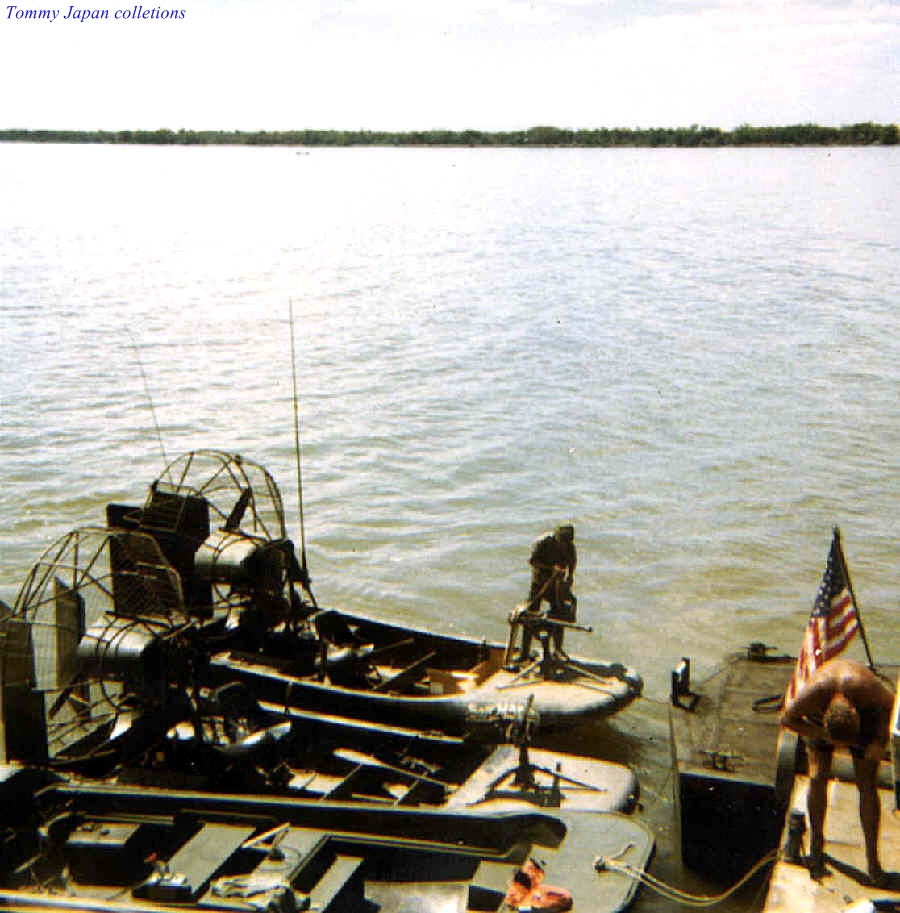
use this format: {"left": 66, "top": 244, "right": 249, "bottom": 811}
{"left": 781, "top": 658, "right": 895, "bottom": 884}
{"left": 782, "top": 658, "right": 893, "bottom": 758}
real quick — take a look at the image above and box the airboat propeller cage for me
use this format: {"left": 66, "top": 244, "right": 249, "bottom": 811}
{"left": 103, "top": 451, "right": 302, "bottom": 611}
{"left": 136, "top": 451, "right": 300, "bottom": 605}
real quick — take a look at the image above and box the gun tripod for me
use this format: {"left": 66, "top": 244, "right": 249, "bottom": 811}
{"left": 483, "top": 696, "right": 605, "bottom": 808}
{"left": 504, "top": 609, "right": 595, "bottom": 682}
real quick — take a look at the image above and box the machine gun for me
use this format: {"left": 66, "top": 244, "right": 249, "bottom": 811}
{"left": 504, "top": 602, "right": 594, "bottom": 680}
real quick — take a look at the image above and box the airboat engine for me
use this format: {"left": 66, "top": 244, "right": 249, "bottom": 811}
{"left": 109, "top": 462, "right": 306, "bottom": 620}
{"left": 191, "top": 530, "right": 306, "bottom": 637}
{"left": 194, "top": 530, "right": 294, "bottom": 597}
{"left": 76, "top": 614, "right": 200, "bottom": 705}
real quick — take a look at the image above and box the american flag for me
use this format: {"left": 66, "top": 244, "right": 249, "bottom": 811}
{"left": 786, "top": 529, "right": 859, "bottom": 703}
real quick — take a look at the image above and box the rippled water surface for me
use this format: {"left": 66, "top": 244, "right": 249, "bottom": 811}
{"left": 1, "top": 142, "right": 898, "bottom": 910}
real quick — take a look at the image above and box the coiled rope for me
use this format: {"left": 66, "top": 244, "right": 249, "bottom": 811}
{"left": 595, "top": 845, "right": 778, "bottom": 908}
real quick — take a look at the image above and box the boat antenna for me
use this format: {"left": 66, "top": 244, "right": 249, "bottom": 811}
{"left": 289, "top": 300, "right": 311, "bottom": 588}
{"left": 128, "top": 331, "right": 168, "bottom": 470}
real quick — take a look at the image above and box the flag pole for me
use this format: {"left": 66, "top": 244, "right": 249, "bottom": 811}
{"left": 833, "top": 526, "right": 876, "bottom": 671}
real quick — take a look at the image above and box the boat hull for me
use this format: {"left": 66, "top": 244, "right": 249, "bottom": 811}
{"left": 211, "top": 605, "right": 643, "bottom": 737}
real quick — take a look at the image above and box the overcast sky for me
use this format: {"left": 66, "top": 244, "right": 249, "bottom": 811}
{"left": 1, "top": 0, "right": 897, "bottom": 131}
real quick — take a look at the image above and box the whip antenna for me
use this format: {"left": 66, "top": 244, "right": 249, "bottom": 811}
{"left": 289, "top": 300, "right": 310, "bottom": 584}
{"left": 128, "top": 332, "right": 168, "bottom": 470}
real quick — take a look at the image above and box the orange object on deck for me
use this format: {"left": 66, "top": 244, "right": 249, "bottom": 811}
{"left": 504, "top": 858, "right": 573, "bottom": 912}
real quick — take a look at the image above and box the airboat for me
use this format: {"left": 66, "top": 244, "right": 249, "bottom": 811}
{"left": 0, "top": 451, "right": 653, "bottom": 912}
{"left": 0, "top": 753, "right": 655, "bottom": 913}
{"left": 4, "top": 450, "right": 642, "bottom": 757}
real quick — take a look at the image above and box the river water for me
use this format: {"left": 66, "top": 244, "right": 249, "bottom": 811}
{"left": 1, "top": 142, "right": 898, "bottom": 910}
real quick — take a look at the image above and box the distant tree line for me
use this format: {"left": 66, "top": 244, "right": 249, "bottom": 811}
{"left": 0, "top": 123, "right": 897, "bottom": 147}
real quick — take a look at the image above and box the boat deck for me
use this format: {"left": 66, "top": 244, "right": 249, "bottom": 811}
{"left": 670, "top": 650, "right": 900, "bottom": 886}
{"left": 763, "top": 773, "right": 900, "bottom": 912}
{"left": 670, "top": 649, "right": 796, "bottom": 790}
{"left": 473, "top": 812, "right": 655, "bottom": 913}
{"left": 669, "top": 648, "right": 799, "bottom": 879}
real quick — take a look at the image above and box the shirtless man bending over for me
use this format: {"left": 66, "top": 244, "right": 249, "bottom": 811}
{"left": 781, "top": 658, "right": 895, "bottom": 885}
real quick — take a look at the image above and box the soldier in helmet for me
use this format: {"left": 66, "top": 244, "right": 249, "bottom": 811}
{"left": 519, "top": 524, "right": 577, "bottom": 658}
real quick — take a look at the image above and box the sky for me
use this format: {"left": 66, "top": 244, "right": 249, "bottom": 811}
{"left": 0, "top": 0, "right": 897, "bottom": 131}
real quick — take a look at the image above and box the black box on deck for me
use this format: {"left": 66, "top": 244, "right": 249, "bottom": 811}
{"left": 679, "top": 773, "right": 783, "bottom": 882}
{"left": 65, "top": 821, "right": 142, "bottom": 885}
